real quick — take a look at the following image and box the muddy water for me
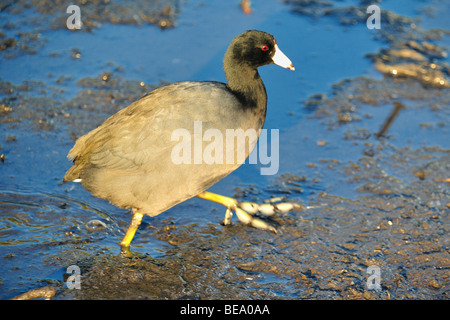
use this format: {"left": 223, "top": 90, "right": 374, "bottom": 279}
{"left": 0, "top": 0, "right": 448, "bottom": 300}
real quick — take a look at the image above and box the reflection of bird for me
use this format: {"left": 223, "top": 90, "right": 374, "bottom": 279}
{"left": 64, "top": 30, "right": 295, "bottom": 250}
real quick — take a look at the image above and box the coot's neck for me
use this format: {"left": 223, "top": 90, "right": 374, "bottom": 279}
{"left": 223, "top": 60, "right": 267, "bottom": 112}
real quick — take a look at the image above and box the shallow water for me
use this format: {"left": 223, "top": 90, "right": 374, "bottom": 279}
{"left": 0, "top": 0, "right": 449, "bottom": 300}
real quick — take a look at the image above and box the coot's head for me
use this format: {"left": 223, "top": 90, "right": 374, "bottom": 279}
{"left": 225, "top": 30, "right": 295, "bottom": 71}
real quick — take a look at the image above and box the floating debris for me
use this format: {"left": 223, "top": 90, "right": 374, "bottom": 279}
{"left": 70, "top": 47, "right": 82, "bottom": 59}
{"left": 371, "top": 45, "right": 449, "bottom": 89}
{"left": 240, "top": 0, "right": 252, "bottom": 15}
{"left": 10, "top": 286, "right": 57, "bottom": 300}
{"left": 375, "top": 62, "right": 448, "bottom": 88}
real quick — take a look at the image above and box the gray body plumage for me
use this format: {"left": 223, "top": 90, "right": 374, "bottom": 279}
{"left": 64, "top": 80, "right": 267, "bottom": 215}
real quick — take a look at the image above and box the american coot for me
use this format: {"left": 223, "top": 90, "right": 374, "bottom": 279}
{"left": 64, "top": 30, "right": 297, "bottom": 250}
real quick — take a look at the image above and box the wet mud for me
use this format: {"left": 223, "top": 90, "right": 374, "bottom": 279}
{"left": 1, "top": 0, "right": 177, "bottom": 58}
{"left": 0, "top": 0, "right": 449, "bottom": 300}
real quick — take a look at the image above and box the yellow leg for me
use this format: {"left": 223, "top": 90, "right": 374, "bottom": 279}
{"left": 120, "top": 211, "right": 144, "bottom": 249}
{"left": 197, "top": 191, "right": 238, "bottom": 208}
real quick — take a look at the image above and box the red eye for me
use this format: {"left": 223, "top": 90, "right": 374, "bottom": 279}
{"left": 261, "top": 45, "right": 269, "bottom": 51}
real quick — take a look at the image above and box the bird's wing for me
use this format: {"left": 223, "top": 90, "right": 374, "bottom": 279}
{"left": 66, "top": 81, "right": 236, "bottom": 175}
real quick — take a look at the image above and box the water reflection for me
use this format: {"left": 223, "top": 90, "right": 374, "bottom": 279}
{"left": 0, "top": 190, "right": 117, "bottom": 246}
